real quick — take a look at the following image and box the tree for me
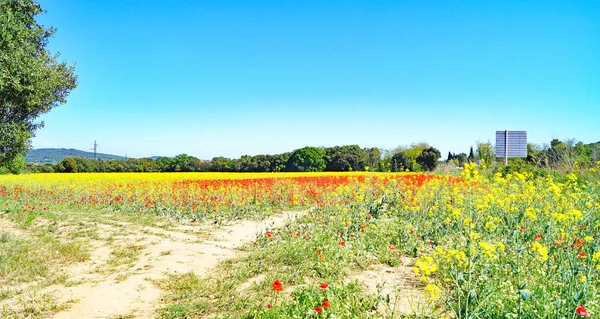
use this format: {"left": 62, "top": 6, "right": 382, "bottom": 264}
{"left": 476, "top": 142, "right": 495, "bottom": 165}
{"left": 209, "top": 157, "right": 238, "bottom": 172}
{"left": 324, "top": 145, "right": 367, "bottom": 171}
{"left": 468, "top": 146, "right": 475, "bottom": 162}
{"left": 404, "top": 143, "right": 430, "bottom": 172}
{"left": 390, "top": 150, "right": 412, "bottom": 172}
{"left": 61, "top": 158, "right": 77, "bottom": 173}
{"left": 456, "top": 153, "right": 468, "bottom": 166}
{"left": 364, "top": 147, "right": 381, "bottom": 170}
{"left": 286, "top": 147, "right": 326, "bottom": 172}
{"left": 268, "top": 153, "right": 291, "bottom": 172}
{"left": 416, "top": 147, "right": 441, "bottom": 171}
{"left": 0, "top": 0, "right": 77, "bottom": 172}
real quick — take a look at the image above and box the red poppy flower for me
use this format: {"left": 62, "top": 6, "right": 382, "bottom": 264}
{"left": 266, "top": 304, "right": 272, "bottom": 309}
{"left": 266, "top": 232, "right": 272, "bottom": 238}
{"left": 322, "top": 300, "right": 330, "bottom": 309}
{"left": 338, "top": 241, "right": 346, "bottom": 247}
{"left": 520, "top": 226, "right": 526, "bottom": 232}
{"left": 314, "top": 306, "right": 323, "bottom": 313}
{"left": 388, "top": 244, "right": 396, "bottom": 250}
{"left": 272, "top": 280, "right": 283, "bottom": 292}
{"left": 575, "top": 305, "right": 590, "bottom": 317}
{"left": 316, "top": 249, "right": 322, "bottom": 254}
{"left": 534, "top": 234, "right": 543, "bottom": 240}
{"left": 320, "top": 283, "right": 329, "bottom": 290}
{"left": 577, "top": 252, "right": 587, "bottom": 259}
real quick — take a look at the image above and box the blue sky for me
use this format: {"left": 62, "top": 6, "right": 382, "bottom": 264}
{"left": 33, "top": 0, "right": 599, "bottom": 159}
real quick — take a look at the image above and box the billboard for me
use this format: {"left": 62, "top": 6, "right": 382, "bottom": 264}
{"left": 496, "top": 131, "right": 527, "bottom": 159}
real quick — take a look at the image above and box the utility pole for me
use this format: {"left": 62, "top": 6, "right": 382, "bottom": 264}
{"left": 92, "top": 140, "right": 99, "bottom": 159}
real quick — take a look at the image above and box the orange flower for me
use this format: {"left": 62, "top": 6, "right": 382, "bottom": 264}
{"left": 577, "top": 252, "right": 587, "bottom": 259}
{"left": 272, "top": 280, "right": 283, "bottom": 292}
{"left": 322, "top": 300, "right": 330, "bottom": 309}
{"left": 388, "top": 244, "right": 396, "bottom": 250}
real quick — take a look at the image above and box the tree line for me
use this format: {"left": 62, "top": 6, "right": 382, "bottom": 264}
{"left": 15, "top": 138, "right": 600, "bottom": 175}
{"left": 20, "top": 144, "right": 443, "bottom": 174}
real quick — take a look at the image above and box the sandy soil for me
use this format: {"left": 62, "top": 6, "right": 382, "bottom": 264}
{"left": 45, "top": 211, "right": 301, "bottom": 319}
{"left": 349, "top": 257, "right": 427, "bottom": 315}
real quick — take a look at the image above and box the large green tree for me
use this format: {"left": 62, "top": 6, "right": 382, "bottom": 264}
{"left": 416, "top": 146, "right": 441, "bottom": 171}
{"left": 0, "top": 0, "right": 77, "bottom": 172}
{"left": 286, "top": 146, "right": 326, "bottom": 172}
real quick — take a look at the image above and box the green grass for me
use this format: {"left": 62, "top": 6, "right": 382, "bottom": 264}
{"left": 107, "top": 244, "right": 144, "bottom": 268}
{"left": 154, "top": 205, "right": 423, "bottom": 319}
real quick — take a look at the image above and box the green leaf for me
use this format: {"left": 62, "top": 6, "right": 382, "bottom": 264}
{"left": 519, "top": 289, "right": 531, "bottom": 301}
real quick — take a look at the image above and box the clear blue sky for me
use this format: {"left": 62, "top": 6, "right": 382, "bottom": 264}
{"left": 32, "top": 0, "right": 599, "bottom": 159}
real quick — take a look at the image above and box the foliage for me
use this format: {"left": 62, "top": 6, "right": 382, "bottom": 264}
{"left": 0, "top": 0, "right": 77, "bottom": 171}
{"left": 390, "top": 150, "right": 412, "bottom": 172}
{"left": 416, "top": 146, "right": 441, "bottom": 171}
{"left": 468, "top": 146, "right": 475, "bottom": 162}
{"left": 527, "top": 139, "right": 600, "bottom": 171}
{"left": 404, "top": 143, "right": 430, "bottom": 172}
{"left": 476, "top": 142, "right": 495, "bottom": 164}
{"left": 456, "top": 153, "right": 468, "bottom": 166}
{"left": 324, "top": 145, "right": 370, "bottom": 171}
{"left": 286, "top": 147, "right": 326, "bottom": 172}
{"left": 61, "top": 158, "right": 77, "bottom": 173}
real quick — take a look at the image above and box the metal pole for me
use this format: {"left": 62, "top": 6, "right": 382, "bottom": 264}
{"left": 504, "top": 130, "right": 508, "bottom": 165}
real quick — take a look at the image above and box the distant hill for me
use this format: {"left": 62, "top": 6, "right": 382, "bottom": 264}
{"left": 26, "top": 148, "right": 128, "bottom": 163}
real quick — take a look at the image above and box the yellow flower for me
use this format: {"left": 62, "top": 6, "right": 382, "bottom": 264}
{"left": 525, "top": 207, "right": 537, "bottom": 221}
{"left": 414, "top": 256, "right": 438, "bottom": 276}
{"left": 584, "top": 236, "right": 594, "bottom": 243}
{"left": 531, "top": 241, "right": 548, "bottom": 261}
{"left": 593, "top": 251, "right": 600, "bottom": 263}
{"left": 496, "top": 242, "right": 505, "bottom": 252}
{"left": 424, "top": 284, "right": 441, "bottom": 301}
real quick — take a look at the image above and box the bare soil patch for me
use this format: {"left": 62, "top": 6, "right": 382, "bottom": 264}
{"left": 348, "top": 257, "right": 428, "bottom": 315}
{"left": 45, "top": 211, "right": 301, "bottom": 319}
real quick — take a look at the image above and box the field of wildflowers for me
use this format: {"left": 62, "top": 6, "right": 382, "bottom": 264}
{"left": 0, "top": 165, "right": 599, "bottom": 318}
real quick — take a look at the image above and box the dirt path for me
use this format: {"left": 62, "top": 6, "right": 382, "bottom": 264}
{"left": 48, "top": 211, "right": 301, "bottom": 319}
